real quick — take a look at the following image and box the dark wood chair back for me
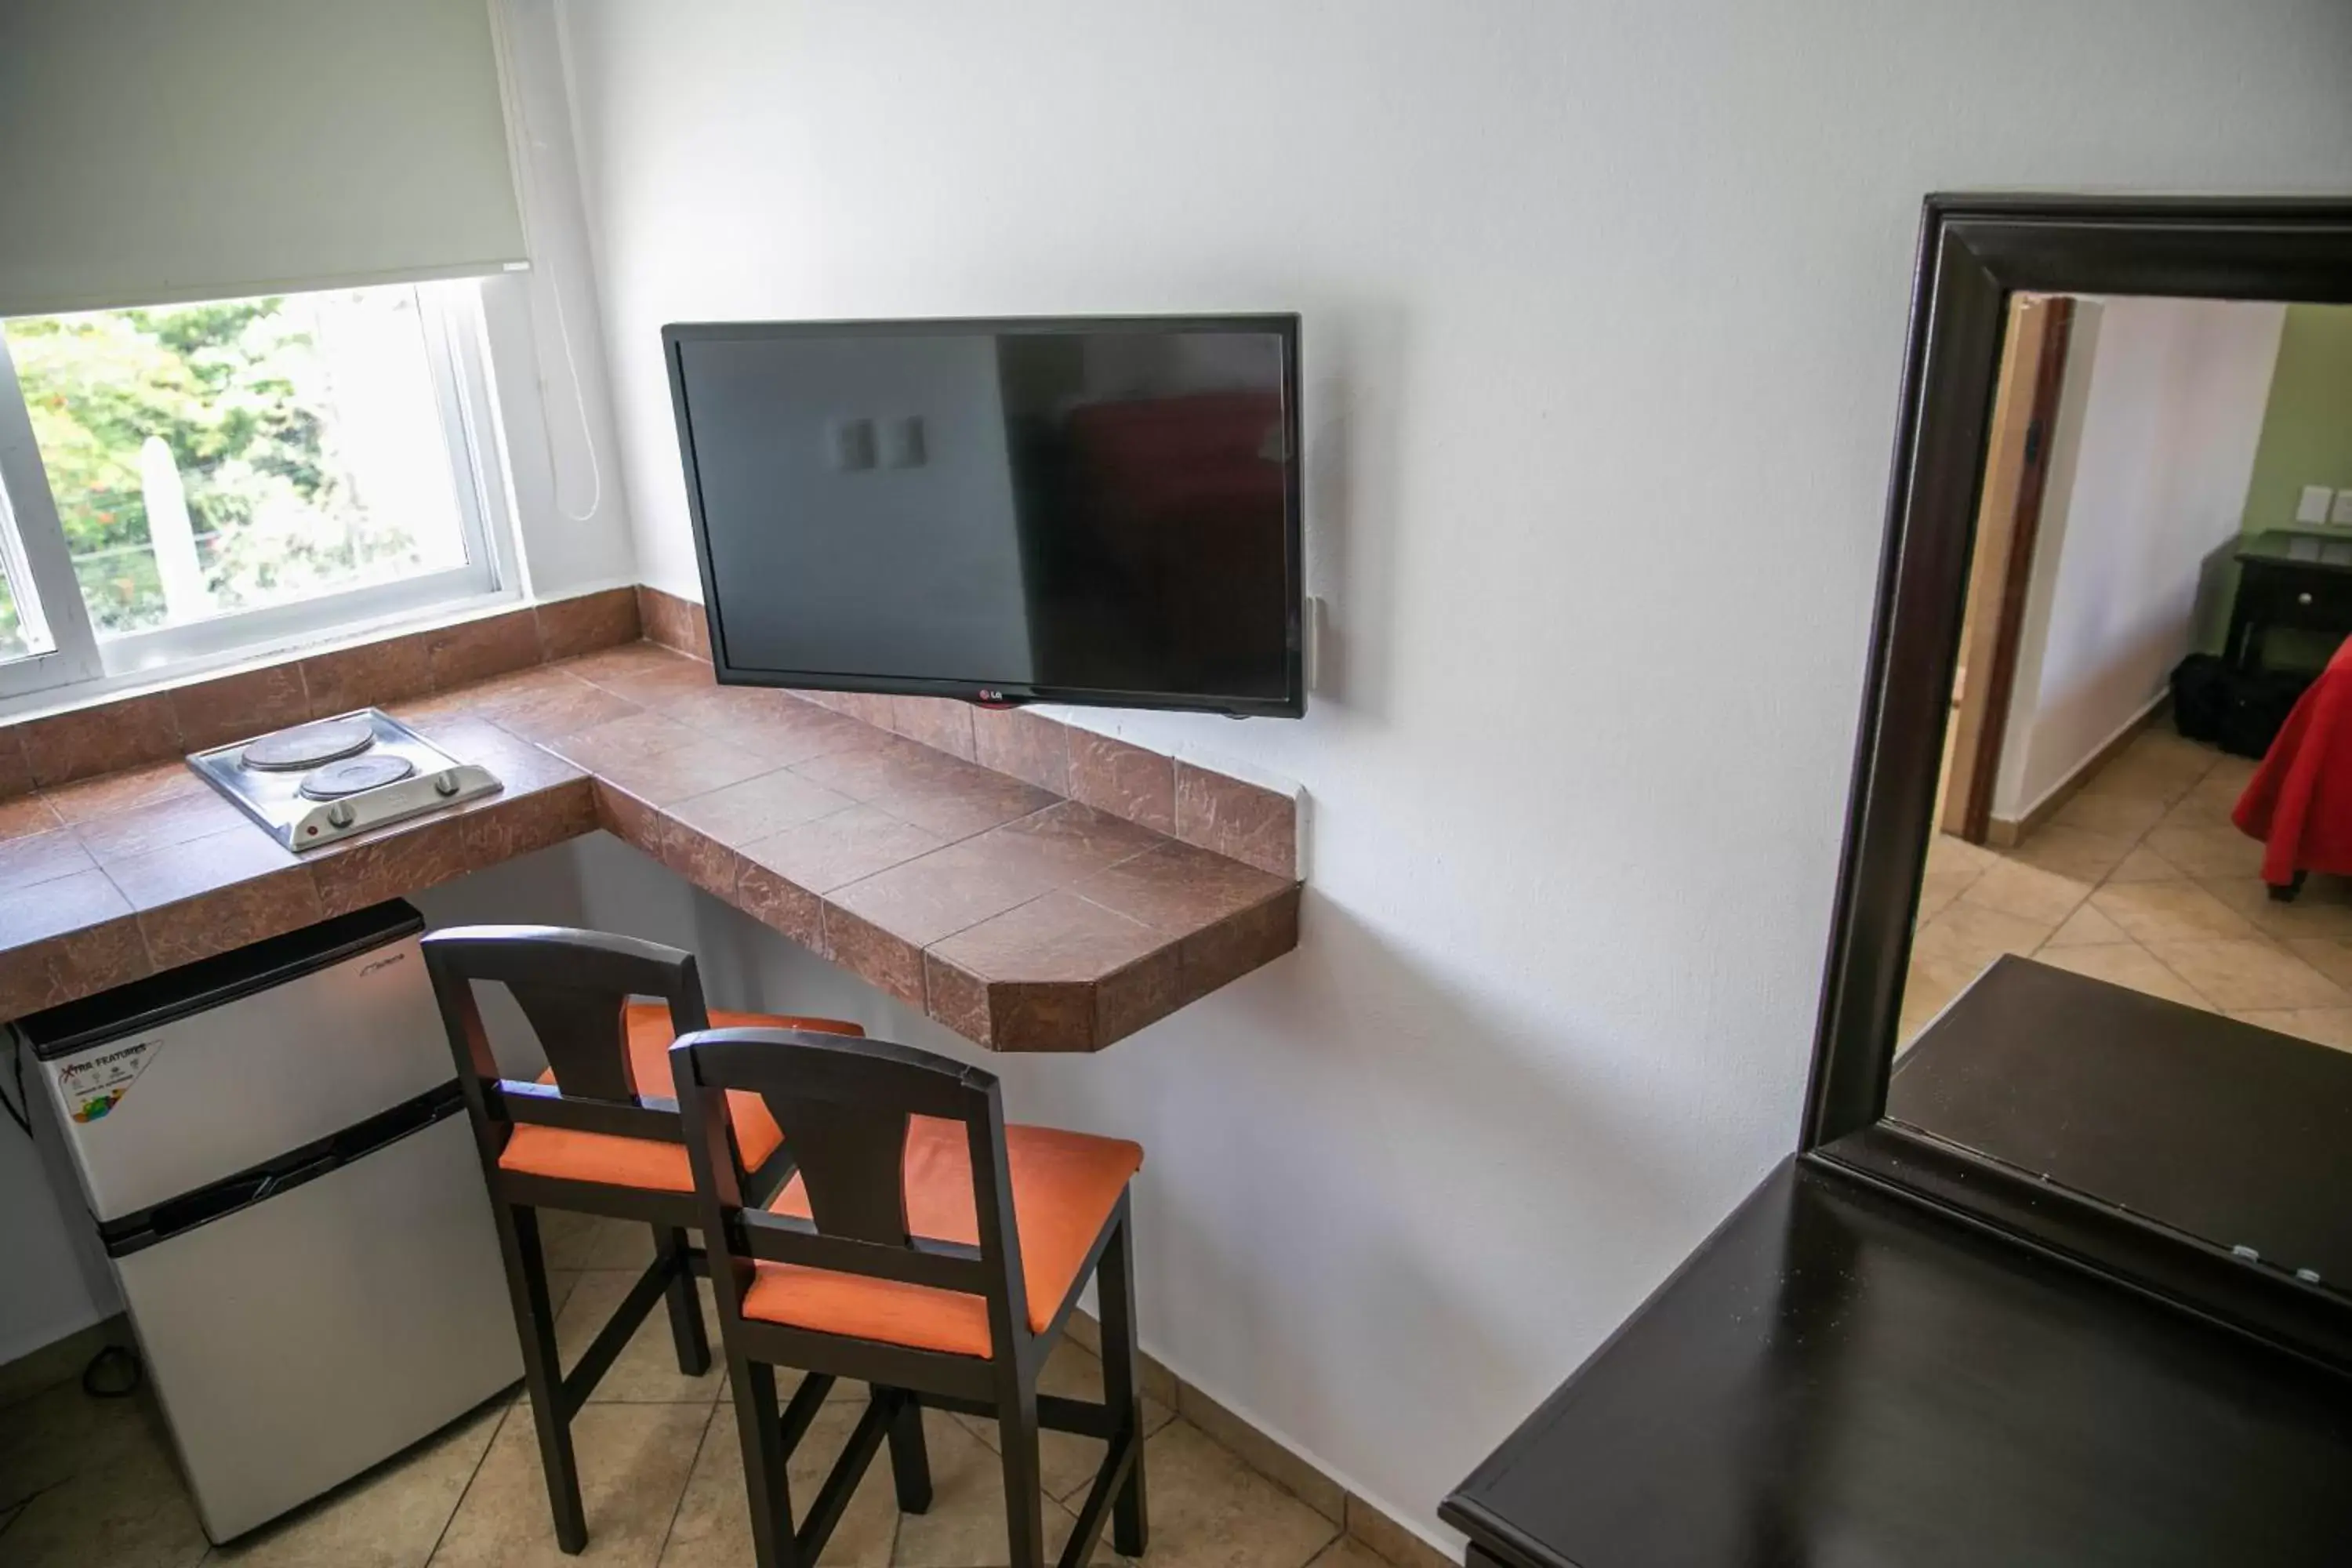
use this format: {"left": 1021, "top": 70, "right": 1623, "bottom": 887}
{"left": 670, "top": 1027, "right": 1030, "bottom": 1354}
{"left": 422, "top": 924, "right": 712, "bottom": 1150}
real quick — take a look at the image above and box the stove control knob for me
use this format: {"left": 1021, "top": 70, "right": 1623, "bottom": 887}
{"left": 434, "top": 770, "right": 462, "bottom": 797}
{"left": 326, "top": 802, "right": 357, "bottom": 829}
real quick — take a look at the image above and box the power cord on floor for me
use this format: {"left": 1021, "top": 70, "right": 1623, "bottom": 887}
{"left": 82, "top": 1345, "right": 140, "bottom": 1399}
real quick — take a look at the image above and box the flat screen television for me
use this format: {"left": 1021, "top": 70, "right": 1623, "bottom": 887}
{"left": 662, "top": 314, "right": 1304, "bottom": 719}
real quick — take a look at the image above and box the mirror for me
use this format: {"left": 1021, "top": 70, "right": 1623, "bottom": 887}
{"left": 1901, "top": 292, "right": 2348, "bottom": 1046}
{"left": 1888, "top": 289, "right": 2352, "bottom": 1290}
{"left": 1803, "top": 198, "right": 2352, "bottom": 1367}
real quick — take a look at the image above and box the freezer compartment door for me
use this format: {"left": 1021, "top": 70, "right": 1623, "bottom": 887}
{"left": 41, "top": 934, "right": 454, "bottom": 1221}
{"left": 113, "top": 1110, "right": 520, "bottom": 1543}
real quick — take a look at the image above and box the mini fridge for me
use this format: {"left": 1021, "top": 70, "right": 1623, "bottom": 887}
{"left": 19, "top": 900, "right": 520, "bottom": 1542}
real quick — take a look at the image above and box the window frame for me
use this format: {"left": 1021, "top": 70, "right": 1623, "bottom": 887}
{"left": 0, "top": 278, "right": 520, "bottom": 706}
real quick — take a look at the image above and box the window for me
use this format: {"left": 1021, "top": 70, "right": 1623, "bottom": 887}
{"left": 0, "top": 279, "right": 512, "bottom": 700}
{"left": 0, "top": 486, "right": 53, "bottom": 662}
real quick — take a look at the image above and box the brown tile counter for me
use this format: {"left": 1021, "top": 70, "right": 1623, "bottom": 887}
{"left": 0, "top": 642, "right": 1300, "bottom": 1051}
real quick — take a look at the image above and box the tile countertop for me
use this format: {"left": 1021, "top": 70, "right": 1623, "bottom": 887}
{"left": 0, "top": 644, "right": 1300, "bottom": 1051}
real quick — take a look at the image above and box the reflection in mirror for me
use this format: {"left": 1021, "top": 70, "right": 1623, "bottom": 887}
{"left": 1889, "top": 292, "right": 2352, "bottom": 1284}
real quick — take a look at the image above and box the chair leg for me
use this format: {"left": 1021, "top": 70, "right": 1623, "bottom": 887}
{"left": 997, "top": 1380, "right": 1047, "bottom": 1568}
{"left": 884, "top": 1388, "right": 933, "bottom": 1513}
{"left": 653, "top": 1225, "right": 710, "bottom": 1376}
{"left": 499, "top": 1203, "right": 587, "bottom": 1552}
{"left": 1099, "top": 1196, "right": 1150, "bottom": 1557}
{"left": 730, "top": 1358, "right": 800, "bottom": 1568}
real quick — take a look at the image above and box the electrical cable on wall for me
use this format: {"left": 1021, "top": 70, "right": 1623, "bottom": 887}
{"left": 491, "top": 0, "right": 604, "bottom": 526}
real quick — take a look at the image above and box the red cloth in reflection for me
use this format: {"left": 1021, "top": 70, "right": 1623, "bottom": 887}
{"left": 2236, "top": 638, "right": 2352, "bottom": 887}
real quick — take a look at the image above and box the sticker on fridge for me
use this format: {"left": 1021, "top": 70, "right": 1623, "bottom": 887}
{"left": 57, "top": 1039, "right": 160, "bottom": 1123}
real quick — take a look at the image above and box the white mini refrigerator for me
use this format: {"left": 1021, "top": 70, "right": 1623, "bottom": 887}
{"left": 21, "top": 900, "right": 520, "bottom": 1543}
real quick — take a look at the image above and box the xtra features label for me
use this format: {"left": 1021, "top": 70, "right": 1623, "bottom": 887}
{"left": 58, "top": 1039, "right": 159, "bottom": 1123}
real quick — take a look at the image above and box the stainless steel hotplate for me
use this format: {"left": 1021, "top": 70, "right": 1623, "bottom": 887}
{"left": 189, "top": 709, "right": 501, "bottom": 852}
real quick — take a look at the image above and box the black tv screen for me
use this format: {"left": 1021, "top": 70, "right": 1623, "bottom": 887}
{"left": 663, "top": 315, "right": 1303, "bottom": 718}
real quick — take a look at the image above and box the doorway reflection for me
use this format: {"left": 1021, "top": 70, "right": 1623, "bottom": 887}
{"left": 1900, "top": 292, "right": 2352, "bottom": 1054}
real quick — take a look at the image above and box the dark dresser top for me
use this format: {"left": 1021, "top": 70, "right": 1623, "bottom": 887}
{"left": 1441, "top": 1160, "right": 2352, "bottom": 1568}
{"left": 2240, "top": 528, "right": 2352, "bottom": 572}
{"left": 1888, "top": 954, "right": 2352, "bottom": 1288}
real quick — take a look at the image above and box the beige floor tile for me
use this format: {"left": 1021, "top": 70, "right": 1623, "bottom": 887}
{"left": 2103, "top": 845, "right": 2187, "bottom": 884}
{"left": 1897, "top": 974, "right": 1962, "bottom": 1051}
{"left": 2002, "top": 824, "right": 2136, "bottom": 885}
{"left": 211, "top": 1396, "right": 509, "bottom": 1568}
{"left": 2152, "top": 789, "right": 2237, "bottom": 835}
{"left": 2029, "top": 943, "right": 2212, "bottom": 1009}
{"left": 548, "top": 1271, "right": 724, "bottom": 1406}
{"left": 659, "top": 1400, "right": 896, "bottom": 1567}
{"left": 2143, "top": 939, "right": 2347, "bottom": 1013}
{"left": 1897, "top": 952, "right": 2002, "bottom": 1044}
{"left": 427, "top": 1402, "right": 707, "bottom": 1568}
{"left": 0, "top": 1322, "right": 122, "bottom": 1417}
{"left": 0, "top": 1402, "right": 208, "bottom": 1568}
{"left": 1173, "top": 1385, "right": 1341, "bottom": 1524}
{"left": 1924, "top": 834, "right": 1998, "bottom": 877}
{"left": 0, "top": 1378, "right": 165, "bottom": 1512}
{"left": 2088, "top": 880, "right": 2257, "bottom": 945}
{"left": 1342, "top": 1495, "right": 1454, "bottom": 1568}
{"left": 2085, "top": 751, "right": 2207, "bottom": 807}
{"left": 1911, "top": 902, "right": 2055, "bottom": 971}
{"left": 2141, "top": 824, "right": 2266, "bottom": 880}
{"left": 1913, "top": 866, "right": 1980, "bottom": 925}
{"left": 2198, "top": 877, "right": 2352, "bottom": 942}
{"left": 1121, "top": 1420, "right": 1341, "bottom": 1568}
{"left": 2040, "top": 902, "right": 2128, "bottom": 949}
{"left": 1304, "top": 1540, "right": 1392, "bottom": 1568}
{"left": 539, "top": 1214, "right": 660, "bottom": 1273}
{"left": 945, "top": 1338, "right": 1174, "bottom": 1506}
{"left": 885, "top": 1409, "right": 1113, "bottom": 1566}
{"left": 2120, "top": 728, "right": 2224, "bottom": 778}
{"left": 1958, "top": 858, "right": 2092, "bottom": 927}
{"left": 2230, "top": 1008, "right": 2352, "bottom": 1051}
{"left": 2050, "top": 788, "right": 2168, "bottom": 841}
{"left": 2187, "top": 756, "right": 2259, "bottom": 811}
{"left": 2282, "top": 938, "right": 2352, "bottom": 990}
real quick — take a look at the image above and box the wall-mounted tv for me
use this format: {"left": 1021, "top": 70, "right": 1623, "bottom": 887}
{"left": 663, "top": 314, "right": 1304, "bottom": 719}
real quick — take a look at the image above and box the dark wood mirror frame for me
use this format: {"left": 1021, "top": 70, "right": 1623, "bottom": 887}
{"left": 1801, "top": 194, "right": 2352, "bottom": 1371}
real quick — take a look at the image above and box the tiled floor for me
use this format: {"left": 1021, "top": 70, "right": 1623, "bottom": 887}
{"left": 0, "top": 1214, "right": 1369, "bottom": 1568}
{"left": 1903, "top": 725, "right": 2352, "bottom": 1051}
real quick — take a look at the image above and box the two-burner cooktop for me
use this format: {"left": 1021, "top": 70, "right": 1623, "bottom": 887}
{"left": 188, "top": 708, "right": 503, "bottom": 852}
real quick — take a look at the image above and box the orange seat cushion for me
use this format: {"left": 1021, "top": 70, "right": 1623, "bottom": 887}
{"left": 741, "top": 1116, "right": 1142, "bottom": 1358}
{"left": 496, "top": 1004, "right": 862, "bottom": 1193}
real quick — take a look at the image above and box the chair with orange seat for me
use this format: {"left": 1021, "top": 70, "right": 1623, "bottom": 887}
{"left": 419, "top": 924, "right": 877, "bottom": 1555}
{"left": 670, "top": 1025, "right": 1149, "bottom": 1568}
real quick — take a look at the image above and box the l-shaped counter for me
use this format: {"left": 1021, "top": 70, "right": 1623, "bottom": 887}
{"left": 0, "top": 594, "right": 1300, "bottom": 1053}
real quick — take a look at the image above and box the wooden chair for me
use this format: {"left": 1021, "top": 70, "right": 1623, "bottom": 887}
{"left": 670, "top": 1025, "right": 1149, "bottom": 1568}
{"left": 420, "top": 924, "right": 864, "bottom": 1555}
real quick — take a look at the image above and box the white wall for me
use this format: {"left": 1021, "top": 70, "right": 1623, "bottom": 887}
{"left": 553, "top": 0, "right": 2352, "bottom": 1548}
{"left": 1994, "top": 296, "right": 2286, "bottom": 819}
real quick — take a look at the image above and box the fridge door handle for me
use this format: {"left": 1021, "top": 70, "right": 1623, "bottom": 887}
{"left": 258, "top": 1152, "right": 340, "bottom": 1203}
{"left": 137, "top": 1173, "right": 273, "bottom": 1249}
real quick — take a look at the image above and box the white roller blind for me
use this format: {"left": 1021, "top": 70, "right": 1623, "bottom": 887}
{"left": 0, "top": 0, "right": 527, "bottom": 318}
